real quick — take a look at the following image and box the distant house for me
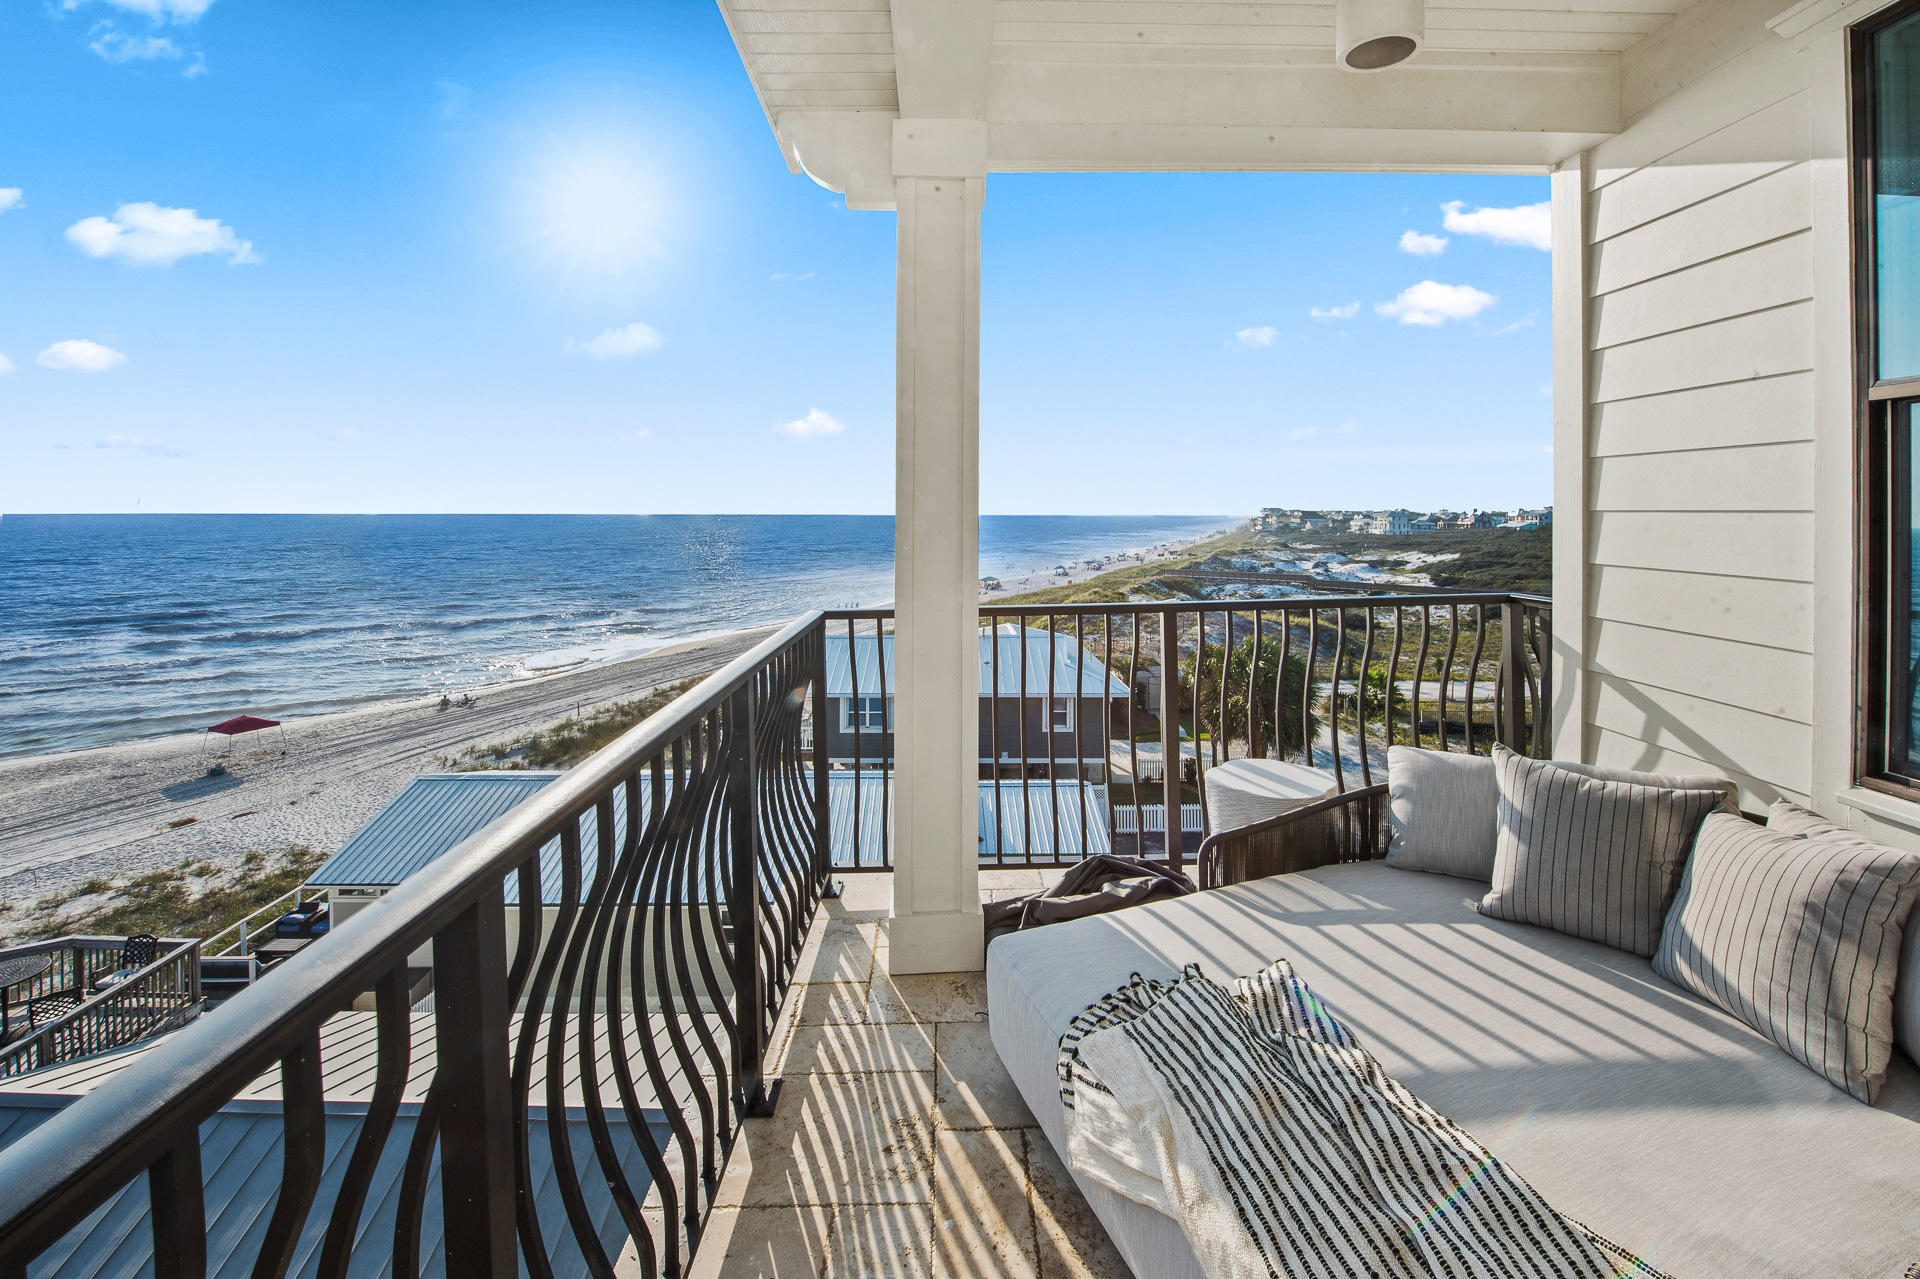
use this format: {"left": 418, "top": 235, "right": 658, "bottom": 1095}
{"left": 1410, "top": 514, "right": 1439, "bottom": 532}
{"left": 1472, "top": 510, "right": 1508, "bottom": 529}
{"left": 1518, "top": 507, "right": 1553, "bottom": 527}
{"left": 1365, "top": 509, "right": 1413, "bottom": 535}
{"left": 822, "top": 625, "right": 1130, "bottom": 780}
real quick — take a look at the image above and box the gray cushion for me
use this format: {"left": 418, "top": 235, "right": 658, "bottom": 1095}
{"left": 1384, "top": 746, "right": 1499, "bottom": 880}
{"left": 1768, "top": 800, "right": 1920, "bottom": 1068}
{"left": 1479, "top": 746, "right": 1727, "bottom": 956}
{"left": 1654, "top": 811, "right": 1920, "bottom": 1102}
{"left": 986, "top": 862, "right": 1920, "bottom": 1279}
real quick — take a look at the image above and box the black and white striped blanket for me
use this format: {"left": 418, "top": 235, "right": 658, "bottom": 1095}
{"left": 1058, "top": 961, "right": 1665, "bottom": 1279}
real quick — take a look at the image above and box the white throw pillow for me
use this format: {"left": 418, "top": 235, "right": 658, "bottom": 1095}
{"left": 1768, "top": 800, "right": 1920, "bottom": 1069}
{"left": 1384, "top": 747, "right": 1500, "bottom": 881}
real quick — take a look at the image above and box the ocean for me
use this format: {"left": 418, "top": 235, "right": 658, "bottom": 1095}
{"left": 0, "top": 514, "right": 1235, "bottom": 757}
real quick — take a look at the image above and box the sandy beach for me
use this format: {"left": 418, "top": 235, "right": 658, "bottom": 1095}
{"left": 0, "top": 628, "right": 772, "bottom": 920}
{"left": 980, "top": 529, "right": 1230, "bottom": 599}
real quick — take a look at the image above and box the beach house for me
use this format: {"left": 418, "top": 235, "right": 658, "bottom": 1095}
{"left": 4, "top": 0, "right": 1920, "bottom": 1275}
{"left": 820, "top": 623, "right": 1130, "bottom": 780}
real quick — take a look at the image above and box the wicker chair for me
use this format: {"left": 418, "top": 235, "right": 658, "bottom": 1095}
{"left": 1194, "top": 783, "right": 1389, "bottom": 889}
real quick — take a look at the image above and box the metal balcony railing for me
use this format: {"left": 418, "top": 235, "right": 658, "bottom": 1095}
{"left": 0, "top": 936, "right": 202, "bottom": 1078}
{"left": 820, "top": 593, "right": 1550, "bottom": 871}
{"left": 0, "top": 613, "right": 833, "bottom": 1279}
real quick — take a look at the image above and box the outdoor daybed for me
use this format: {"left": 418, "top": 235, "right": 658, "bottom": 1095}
{"left": 987, "top": 760, "right": 1920, "bottom": 1279}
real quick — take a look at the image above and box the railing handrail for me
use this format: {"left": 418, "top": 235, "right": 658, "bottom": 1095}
{"left": 0, "top": 938, "right": 201, "bottom": 1075}
{"left": 201, "top": 886, "right": 310, "bottom": 957}
{"left": 823, "top": 591, "right": 1543, "bottom": 622}
{"left": 0, "top": 608, "right": 829, "bottom": 1263}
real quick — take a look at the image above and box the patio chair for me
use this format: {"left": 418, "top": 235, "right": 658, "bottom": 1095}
{"left": 89, "top": 934, "right": 159, "bottom": 994}
{"left": 1194, "top": 783, "right": 1387, "bottom": 889}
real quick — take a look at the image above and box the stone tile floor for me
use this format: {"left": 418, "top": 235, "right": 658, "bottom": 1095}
{"left": 688, "top": 871, "right": 1131, "bottom": 1278}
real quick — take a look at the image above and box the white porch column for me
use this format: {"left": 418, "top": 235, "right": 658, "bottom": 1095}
{"left": 887, "top": 171, "right": 985, "bottom": 975}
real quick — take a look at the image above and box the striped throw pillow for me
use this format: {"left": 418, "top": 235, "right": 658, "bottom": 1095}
{"left": 1479, "top": 746, "right": 1726, "bottom": 956}
{"left": 1654, "top": 810, "right": 1920, "bottom": 1102}
{"left": 1765, "top": 800, "right": 1920, "bottom": 1068}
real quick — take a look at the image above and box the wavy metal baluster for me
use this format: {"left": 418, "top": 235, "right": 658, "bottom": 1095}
{"left": 1357, "top": 608, "right": 1376, "bottom": 787}
{"left": 251, "top": 1032, "right": 324, "bottom": 1279}
{"left": 1126, "top": 614, "right": 1144, "bottom": 858}
{"left": 1247, "top": 610, "right": 1263, "bottom": 758}
{"left": 1327, "top": 609, "right": 1347, "bottom": 791}
{"left": 1275, "top": 611, "right": 1291, "bottom": 763}
{"left": 1465, "top": 604, "right": 1489, "bottom": 754}
{"left": 1302, "top": 609, "right": 1320, "bottom": 771}
{"left": 1411, "top": 607, "right": 1431, "bottom": 750}
{"left": 600, "top": 770, "right": 674, "bottom": 1279}
{"left": 318, "top": 967, "right": 412, "bottom": 1279}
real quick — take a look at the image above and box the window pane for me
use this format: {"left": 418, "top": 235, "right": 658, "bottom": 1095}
{"left": 1901, "top": 404, "right": 1920, "bottom": 772}
{"left": 1876, "top": 11, "right": 1920, "bottom": 379}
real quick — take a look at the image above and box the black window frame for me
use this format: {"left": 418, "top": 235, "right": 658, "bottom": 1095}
{"left": 1855, "top": 0, "right": 1920, "bottom": 794}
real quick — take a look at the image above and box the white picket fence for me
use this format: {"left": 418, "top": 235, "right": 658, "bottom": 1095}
{"left": 1111, "top": 803, "right": 1206, "bottom": 835}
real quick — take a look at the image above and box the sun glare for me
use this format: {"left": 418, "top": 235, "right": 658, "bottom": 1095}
{"left": 523, "top": 137, "right": 669, "bottom": 278}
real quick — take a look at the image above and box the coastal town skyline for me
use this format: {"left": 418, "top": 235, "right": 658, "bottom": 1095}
{"left": 1, "top": 0, "right": 1552, "bottom": 518}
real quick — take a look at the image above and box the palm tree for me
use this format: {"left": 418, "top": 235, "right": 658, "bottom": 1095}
{"left": 1178, "top": 635, "right": 1316, "bottom": 756}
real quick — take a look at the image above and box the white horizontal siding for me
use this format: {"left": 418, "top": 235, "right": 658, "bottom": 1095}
{"left": 1588, "top": 441, "right": 1813, "bottom": 512}
{"left": 1591, "top": 231, "right": 1810, "bottom": 349}
{"left": 1569, "top": 21, "right": 1817, "bottom": 808}
{"left": 1589, "top": 727, "right": 1805, "bottom": 806}
{"left": 1588, "top": 618, "right": 1813, "bottom": 722}
{"left": 1590, "top": 510, "right": 1814, "bottom": 581}
{"left": 1588, "top": 673, "right": 1812, "bottom": 793}
{"left": 1588, "top": 565, "right": 1814, "bottom": 654}
{"left": 1590, "top": 371, "right": 1812, "bottom": 456}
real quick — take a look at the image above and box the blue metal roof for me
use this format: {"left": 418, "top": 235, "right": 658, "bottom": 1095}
{"left": 823, "top": 626, "right": 1128, "bottom": 700}
{"left": 3, "top": 1092, "right": 670, "bottom": 1279}
{"left": 826, "top": 771, "right": 1110, "bottom": 868}
{"left": 309, "top": 774, "right": 710, "bottom": 907}
{"left": 312, "top": 769, "right": 1110, "bottom": 896}
{"left": 309, "top": 773, "right": 561, "bottom": 890}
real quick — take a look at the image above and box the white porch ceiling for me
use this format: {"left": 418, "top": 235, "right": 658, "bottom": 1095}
{"left": 717, "top": 0, "right": 1722, "bottom": 183}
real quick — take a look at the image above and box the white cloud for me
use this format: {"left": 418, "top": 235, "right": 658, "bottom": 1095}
{"left": 38, "top": 339, "right": 126, "bottom": 372}
{"left": 1232, "top": 326, "right": 1277, "bottom": 350}
{"left": 182, "top": 50, "right": 206, "bottom": 78}
{"left": 67, "top": 202, "right": 260, "bottom": 266}
{"left": 96, "top": 433, "right": 182, "bottom": 457}
{"left": 1336, "top": 421, "right": 1359, "bottom": 433}
{"left": 1441, "top": 200, "right": 1551, "bottom": 251}
{"left": 1488, "top": 313, "right": 1537, "bottom": 336}
{"left": 88, "top": 27, "right": 180, "bottom": 61}
{"left": 778, "top": 408, "right": 846, "bottom": 440}
{"left": 1309, "top": 302, "right": 1360, "bottom": 321}
{"left": 1287, "top": 426, "right": 1320, "bottom": 440}
{"left": 566, "top": 321, "right": 664, "bottom": 360}
{"left": 64, "top": 0, "right": 214, "bottom": 21}
{"left": 0, "top": 354, "right": 14, "bottom": 376}
{"left": 770, "top": 271, "right": 816, "bottom": 282}
{"left": 0, "top": 189, "right": 21, "bottom": 213}
{"left": 1376, "top": 281, "right": 1497, "bottom": 327}
{"left": 1399, "top": 229, "right": 1448, "bottom": 256}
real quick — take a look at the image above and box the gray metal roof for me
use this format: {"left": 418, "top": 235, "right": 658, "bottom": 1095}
{"left": 3, "top": 1091, "right": 669, "bottom": 1279}
{"left": 309, "top": 772, "right": 560, "bottom": 890}
{"left": 308, "top": 774, "right": 715, "bottom": 906}
{"left": 822, "top": 626, "right": 1127, "bottom": 700}
{"left": 827, "top": 771, "right": 1111, "bottom": 868}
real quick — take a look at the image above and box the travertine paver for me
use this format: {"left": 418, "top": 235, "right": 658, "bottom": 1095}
{"left": 699, "top": 871, "right": 1128, "bottom": 1278}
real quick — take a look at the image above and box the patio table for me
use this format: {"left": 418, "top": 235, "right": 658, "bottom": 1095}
{"left": 0, "top": 954, "right": 53, "bottom": 1042}
{"left": 1202, "top": 759, "right": 1337, "bottom": 835}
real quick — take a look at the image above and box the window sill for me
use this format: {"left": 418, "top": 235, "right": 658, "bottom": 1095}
{"left": 1834, "top": 785, "right": 1920, "bottom": 833}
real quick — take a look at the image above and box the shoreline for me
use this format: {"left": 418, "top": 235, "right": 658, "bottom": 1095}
{"left": 0, "top": 520, "right": 1243, "bottom": 920}
{"left": 0, "top": 627, "right": 773, "bottom": 926}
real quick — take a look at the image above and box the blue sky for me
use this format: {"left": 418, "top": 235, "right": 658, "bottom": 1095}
{"left": 0, "top": 0, "right": 1552, "bottom": 517}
